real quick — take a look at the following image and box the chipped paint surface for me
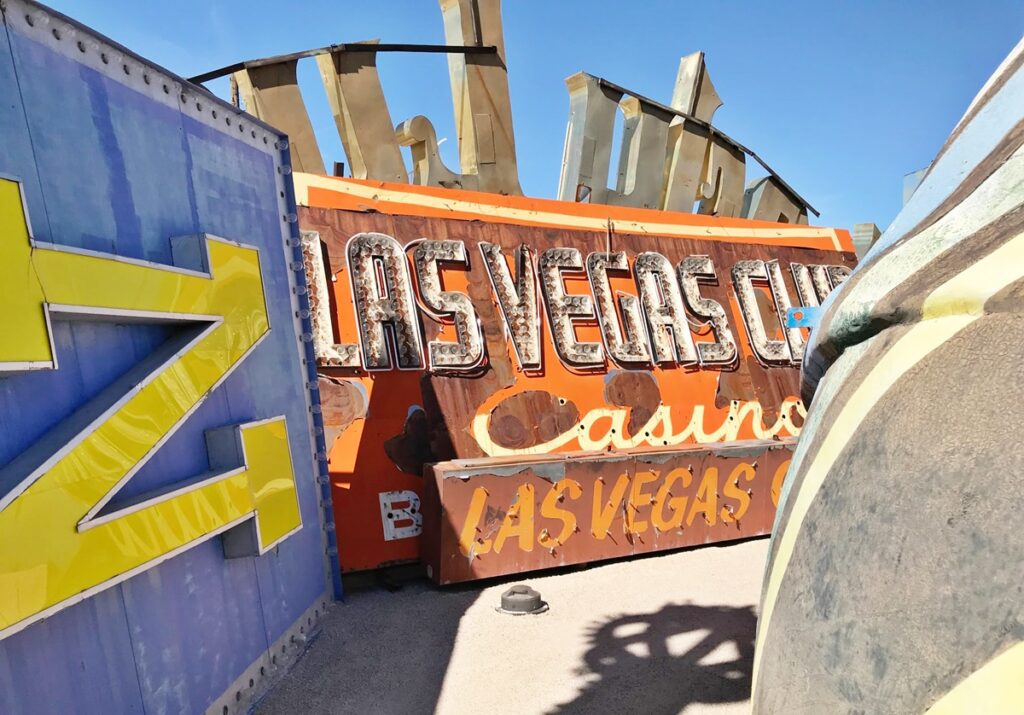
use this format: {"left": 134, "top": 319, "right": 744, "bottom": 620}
{"left": 298, "top": 177, "right": 852, "bottom": 575}
{"left": 424, "top": 440, "right": 794, "bottom": 583}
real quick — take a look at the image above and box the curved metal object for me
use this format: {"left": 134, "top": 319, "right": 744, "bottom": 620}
{"left": 753, "top": 36, "right": 1024, "bottom": 714}
{"left": 396, "top": 115, "right": 478, "bottom": 190}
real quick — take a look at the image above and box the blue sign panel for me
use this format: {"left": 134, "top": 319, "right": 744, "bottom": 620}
{"left": 0, "top": 2, "right": 335, "bottom": 712}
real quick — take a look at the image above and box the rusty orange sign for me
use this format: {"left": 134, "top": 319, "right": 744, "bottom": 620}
{"left": 294, "top": 174, "right": 854, "bottom": 577}
{"left": 423, "top": 440, "right": 794, "bottom": 583}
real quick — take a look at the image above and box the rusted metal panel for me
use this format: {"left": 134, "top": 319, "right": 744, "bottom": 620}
{"left": 423, "top": 439, "right": 794, "bottom": 584}
{"left": 424, "top": 226, "right": 854, "bottom": 461}
{"left": 296, "top": 175, "right": 854, "bottom": 576}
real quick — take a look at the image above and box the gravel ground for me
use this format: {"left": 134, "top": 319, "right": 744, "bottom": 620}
{"left": 257, "top": 538, "right": 769, "bottom": 715}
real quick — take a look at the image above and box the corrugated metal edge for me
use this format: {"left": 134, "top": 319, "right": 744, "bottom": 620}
{"left": 276, "top": 140, "right": 343, "bottom": 600}
{"left": 4, "top": 0, "right": 283, "bottom": 150}
{"left": 205, "top": 591, "right": 332, "bottom": 715}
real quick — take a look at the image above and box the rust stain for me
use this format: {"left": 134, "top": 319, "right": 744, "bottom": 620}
{"left": 715, "top": 363, "right": 757, "bottom": 406}
{"left": 487, "top": 390, "right": 580, "bottom": 449}
{"left": 603, "top": 371, "right": 662, "bottom": 436}
{"left": 383, "top": 406, "right": 435, "bottom": 475}
{"left": 465, "top": 259, "right": 516, "bottom": 389}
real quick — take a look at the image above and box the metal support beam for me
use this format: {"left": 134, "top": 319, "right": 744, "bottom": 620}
{"left": 189, "top": 43, "right": 498, "bottom": 85}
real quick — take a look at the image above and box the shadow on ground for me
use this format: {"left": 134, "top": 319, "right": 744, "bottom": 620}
{"left": 549, "top": 604, "right": 755, "bottom": 715}
{"left": 255, "top": 580, "right": 480, "bottom": 715}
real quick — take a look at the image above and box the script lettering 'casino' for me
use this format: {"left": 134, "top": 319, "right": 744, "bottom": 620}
{"left": 329, "top": 232, "right": 849, "bottom": 374}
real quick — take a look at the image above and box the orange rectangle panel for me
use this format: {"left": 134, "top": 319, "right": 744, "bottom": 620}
{"left": 296, "top": 174, "right": 854, "bottom": 576}
{"left": 423, "top": 440, "right": 794, "bottom": 584}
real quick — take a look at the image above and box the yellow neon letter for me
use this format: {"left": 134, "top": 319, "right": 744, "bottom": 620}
{"left": 0, "top": 177, "right": 301, "bottom": 639}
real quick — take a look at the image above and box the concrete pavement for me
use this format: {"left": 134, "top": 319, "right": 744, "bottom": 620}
{"left": 257, "top": 538, "right": 769, "bottom": 715}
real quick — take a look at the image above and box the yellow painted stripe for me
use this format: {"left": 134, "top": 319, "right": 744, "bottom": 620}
{"left": 922, "top": 229, "right": 1024, "bottom": 319}
{"left": 293, "top": 173, "right": 844, "bottom": 251}
{"left": 752, "top": 229, "right": 1024, "bottom": 696}
{"left": 925, "top": 642, "right": 1024, "bottom": 714}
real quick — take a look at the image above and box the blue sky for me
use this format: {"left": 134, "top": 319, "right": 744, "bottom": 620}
{"left": 47, "top": 1, "right": 1023, "bottom": 231}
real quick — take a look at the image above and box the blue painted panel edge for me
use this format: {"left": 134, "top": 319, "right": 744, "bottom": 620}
{"left": 279, "top": 140, "right": 343, "bottom": 600}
